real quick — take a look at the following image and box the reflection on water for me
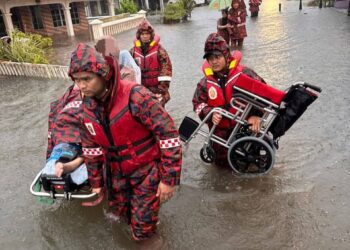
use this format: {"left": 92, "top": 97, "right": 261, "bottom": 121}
{"left": 1, "top": 0, "right": 350, "bottom": 249}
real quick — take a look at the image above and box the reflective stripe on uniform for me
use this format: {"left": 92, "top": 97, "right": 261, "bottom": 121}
{"left": 159, "top": 137, "right": 181, "bottom": 149}
{"left": 158, "top": 76, "right": 172, "bottom": 82}
{"left": 195, "top": 102, "right": 208, "bottom": 115}
{"left": 145, "top": 51, "right": 158, "bottom": 58}
{"left": 83, "top": 147, "right": 103, "bottom": 156}
{"left": 225, "top": 72, "right": 241, "bottom": 86}
{"left": 63, "top": 101, "right": 82, "bottom": 110}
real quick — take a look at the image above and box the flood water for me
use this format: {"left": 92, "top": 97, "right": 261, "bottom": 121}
{"left": 1, "top": 0, "right": 350, "bottom": 249}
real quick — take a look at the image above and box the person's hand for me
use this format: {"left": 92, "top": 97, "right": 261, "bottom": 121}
{"left": 156, "top": 182, "right": 175, "bottom": 203}
{"left": 55, "top": 162, "right": 65, "bottom": 177}
{"left": 155, "top": 93, "right": 163, "bottom": 102}
{"left": 247, "top": 116, "right": 261, "bottom": 133}
{"left": 212, "top": 112, "right": 222, "bottom": 125}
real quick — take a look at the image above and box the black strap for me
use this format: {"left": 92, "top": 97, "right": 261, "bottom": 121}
{"left": 93, "top": 110, "right": 117, "bottom": 200}
{"left": 125, "top": 176, "right": 132, "bottom": 224}
{"left": 107, "top": 134, "right": 153, "bottom": 152}
{"left": 107, "top": 137, "right": 156, "bottom": 163}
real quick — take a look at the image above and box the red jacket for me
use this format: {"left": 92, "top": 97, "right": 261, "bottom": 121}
{"left": 72, "top": 51, "right": 181, "bottom": 189}
{"left": 200, "top": 51, "right": 243, "bottom": 128}
{"left": 132, "top": 35, "right": 161, "bottom": 87}
{"left": 82, "top": 78, "right": 161, "bottom": 175}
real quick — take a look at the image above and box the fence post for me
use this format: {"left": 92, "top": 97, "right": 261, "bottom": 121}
{"left": 90, "top": 20, "right": 104, "bottom": 40}
{"left": 319, "top": 0, "right": 323, "bottom": 8}
{"left": 299, "top": 0, "right": 302, "bottom": 10}
{"left": 137, "top": 10, "right": 147, "bottom": 18}
{"left": 279, "top": 3, "right": 281, "bottom": 12}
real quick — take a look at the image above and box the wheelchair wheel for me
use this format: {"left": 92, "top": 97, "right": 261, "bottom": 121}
{"left": 200, "top": 146, "right": 216, "bottom": 163}
{"left": 263, "top": 135, "right": 277, "bottom": 152}
{"left": 228, "top": 136, "right": 275, "bottom": 175}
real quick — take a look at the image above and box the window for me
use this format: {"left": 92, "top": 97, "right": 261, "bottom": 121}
{"left": 11, "top": 8, "right": 23, "bottom": 31}
{"left": 50, "top": 4, "right": 66, "bottom": 27}
{"left": 100, "top": 1, "right": 109, "bottom": 15}
{"left": 70, "top": 3, "right": 80, "bottom": 24}
{"left": 29, "top": 6, "right": 44, "bottom": 30}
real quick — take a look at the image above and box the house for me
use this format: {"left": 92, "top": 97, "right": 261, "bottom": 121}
{"left": 0, "top": 0, "right": 117, "bottom": 37}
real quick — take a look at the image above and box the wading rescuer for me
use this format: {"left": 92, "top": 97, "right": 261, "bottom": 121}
{"left": 130, "top": 19, "right": 172, "bottom": 107}
{"left": 68, "top": 43, "right": 182, "bottom": 241}
{"left": 192, "top": 33, "right": 266, "bottom": 168}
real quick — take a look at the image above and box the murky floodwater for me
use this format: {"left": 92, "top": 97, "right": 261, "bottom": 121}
{"left": 1, "top": 1, "right": 350, "bottom": 249}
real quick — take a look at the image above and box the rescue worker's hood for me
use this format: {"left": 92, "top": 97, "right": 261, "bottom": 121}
{"left": 231, "top": 0, "right": 246, "bottom": 9}
{"left": 68, "top": 43, "right": 121, "bottom": 112}
{"left": 136, "top": 18, "right": 155, "bottom": 40}
{"left": 203, "top": 33, "right": 232, "bottom": 62}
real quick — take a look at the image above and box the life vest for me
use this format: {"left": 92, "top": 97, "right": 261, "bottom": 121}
{"left": 202, "top": 51, "right": 244, "bottom": 128}
{"left": 132, "top": 35, "right": 160, "bottom": 88}
{"left": 82, "top": 80, "right": 161, "bottom": 175}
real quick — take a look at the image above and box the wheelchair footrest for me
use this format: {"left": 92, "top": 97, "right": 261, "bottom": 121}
{"left": 179, "top": 116, "right": 199, "bottom": 142}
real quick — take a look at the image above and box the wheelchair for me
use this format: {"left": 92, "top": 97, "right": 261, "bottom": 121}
{"left": 179, "top": 78, "right": 321, "bottom": 175}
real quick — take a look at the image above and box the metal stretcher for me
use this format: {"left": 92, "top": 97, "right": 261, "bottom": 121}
{"left": 30, "top": 170, "right": 96, "bottom": 201}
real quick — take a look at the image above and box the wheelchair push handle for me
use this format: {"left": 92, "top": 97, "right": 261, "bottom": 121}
{"left": 302, "top": 82, "right": 322, "bottom": 93}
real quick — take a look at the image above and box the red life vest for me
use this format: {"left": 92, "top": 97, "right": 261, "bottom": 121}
{"left": 202, "top": 51, "right": 244, "bottom": 128}
{"left": 82, "top": 80, "right": 161, "bottom": 175}
{"left": 132, "top": 35, "right": 160, "bottom": 87}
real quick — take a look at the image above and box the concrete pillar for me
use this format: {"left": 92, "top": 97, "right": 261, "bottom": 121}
{"left": 2, "top": 12, "right": 14, "bottom": 36}
{"left": 159, "top": 0, "right": 165, "bottom": 12}
{"left": 114, "top": 0, "right": 120, "bottom": 9}
{"left": 90, "top": 19, "right": 104, "bottom": 40}
{"left": 63, "top": 6, "right": 75, "bottom": 36}
{"left": 137, "top": 10, "right": 147, "bottom": 18}
{"left": 107, "top": 0, "right": 115, "bottom": 16}
{"left": 97, "top": 0, "right": 103, "bottom": 15}
{"left": 144, "top": 0, "right": 150, "bottom": 10}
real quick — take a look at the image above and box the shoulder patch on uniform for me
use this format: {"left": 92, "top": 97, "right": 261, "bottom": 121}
{"left": 85, "top": 122, "right": 96, "bottom": 136}
{"left": 208, "top": 86, "right": 217, "bottom": 100}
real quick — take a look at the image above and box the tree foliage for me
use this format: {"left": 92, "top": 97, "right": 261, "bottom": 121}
{"left": 120, "top": 0, "right": 139, "bottom": 14}
{"left": 179, "top": 0, "right": 196, "bottom": 20}
{"left": 164, "top": 0, "right": 196, "bottom": 22}
{"left": 0, "top": 30, "right": 52, "bottom": 64}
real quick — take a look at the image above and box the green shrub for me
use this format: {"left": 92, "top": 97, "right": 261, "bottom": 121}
{"left": 164, "top": 2, "right": 186, "bottom": 22}
{"left": 178, "top": 0, "right": 196, "bottom": 20}
{"left": 120, "top": 0, "right": 138, "bottom": 14}
{"left": 0, "top": 29, "right": 52, "bottom": 64}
